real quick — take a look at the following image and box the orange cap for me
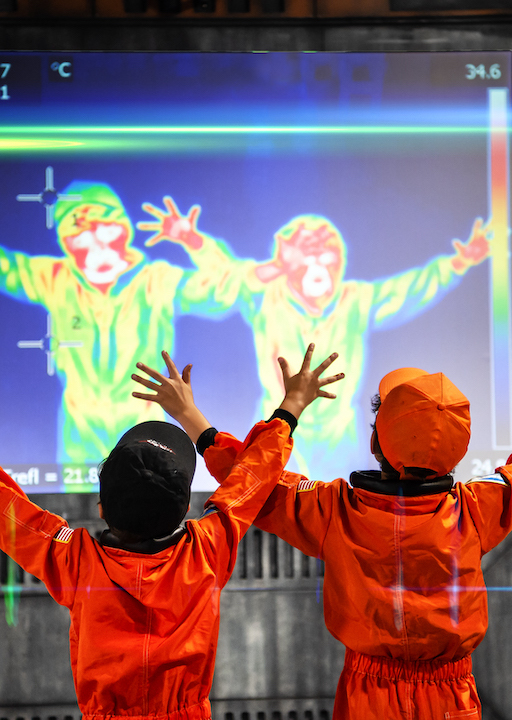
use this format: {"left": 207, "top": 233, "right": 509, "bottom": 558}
{"left": 375, "top": 369, "right": 471, "bottom": 478}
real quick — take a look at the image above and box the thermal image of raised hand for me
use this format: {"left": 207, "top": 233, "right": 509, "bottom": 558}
{"left": 137, "top": 196, "right": 202, "bottom": 250}
{"left": 176, "top": 211, "right": 491, "bottom": 480}
{"left": 0, "top": 181, "right": 227, "bottom": 467}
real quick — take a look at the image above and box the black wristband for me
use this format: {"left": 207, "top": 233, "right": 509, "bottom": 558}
{"left": 267, "top": 408, "right": 297, "bottom": 435}
{"left": 196, "top": 427, "right": 218, "bottom": 457}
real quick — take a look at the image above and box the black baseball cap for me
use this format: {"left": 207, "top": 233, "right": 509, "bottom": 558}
{"left": 99, "top": 421, "right": 197, "bottom": 539}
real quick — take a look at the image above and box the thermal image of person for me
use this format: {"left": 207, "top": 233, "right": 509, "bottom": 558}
{"left": 166, "top": 361, "right": 512, "bottom": 719}
{"left": 0, "top": 182, "right": 228, "bottom": 465}
{"left": 148, "top": 209, "right": 490, "bottom": 480}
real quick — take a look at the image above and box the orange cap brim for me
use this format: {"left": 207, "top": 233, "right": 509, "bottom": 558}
{"left": 379, "top": 368, "right": 428, "bottom": 402}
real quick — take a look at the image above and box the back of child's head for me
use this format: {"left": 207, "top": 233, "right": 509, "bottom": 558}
{"left": 99, "top": 421, "right": 196, "bottom": 540}
{"left": 375, "top": 368, "right": 471, "bottom": 479}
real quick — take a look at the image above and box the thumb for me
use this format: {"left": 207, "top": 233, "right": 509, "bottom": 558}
{"left": 188, "top": 205, "right": 201, "bottom": 225}
{"left": 182, "top": 364, "right": 193, "bottom": 385}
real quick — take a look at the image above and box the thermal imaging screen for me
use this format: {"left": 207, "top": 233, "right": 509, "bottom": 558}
{"left": 0, "top": 51, "right": 510, "bottom": 492}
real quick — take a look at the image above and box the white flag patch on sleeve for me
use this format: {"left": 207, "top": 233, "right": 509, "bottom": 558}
{"left": 53, "top": 526, "right": 74, "bottom": 544}
{"left": 297, "top": 479, "right": 318, "bottom": 493}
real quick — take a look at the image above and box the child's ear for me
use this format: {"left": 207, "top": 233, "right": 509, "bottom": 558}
{"left": 98, "top": 502, "right": 105, "bottom": 520}
{"left": 371, "top": 430, "right": 384, "bottom": 465}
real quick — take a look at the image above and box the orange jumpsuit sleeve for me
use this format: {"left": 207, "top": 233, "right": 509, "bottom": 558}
{"left": 202, "top": 430, "right": 243, "bottom": 484}
{"left": 196, "top": 418, "right": 293, "bottom": 585}
{"left": 253, "top": 473, "right": 335, "bottom": 558}
{"left": 0, "top": 466, "right": 80, "bottom": 607}
{"left": 460, "top": 466, "right": 512, "bottom": 554}
{"left": 203, "top": 433, "right": 333, "bottom": 559}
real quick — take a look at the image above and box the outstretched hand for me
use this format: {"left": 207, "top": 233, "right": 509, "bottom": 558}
{"left": 451, "top": 217, "right": 492, "bottom": 273}
{"left": 278, "top": 343, "right": 344, "bottom": 420}
{"left": 131, "top": 351, "right": 211, "bottom": 442}
{"left": 137, "top": 196, "right": 203, "bottom": 250}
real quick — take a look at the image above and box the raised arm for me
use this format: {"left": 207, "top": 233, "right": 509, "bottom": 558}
{"left": 368, "top": 218, "right": 492, "bottom": 331}
{"left": 0, "top": 244, "right": 56, "bottom": 305}
{"left": 0, "top": 466, "right": 79, "bottom": 608}
{"left": 137, "top": 195, "right": 264, "bottom": 320}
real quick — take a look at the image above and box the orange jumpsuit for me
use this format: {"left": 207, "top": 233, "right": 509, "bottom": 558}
{"left": 0, "top": 418, "right": 292, "bottom": 720}
{"left": 204, "top": 431, "right": 512, "bottom": 720}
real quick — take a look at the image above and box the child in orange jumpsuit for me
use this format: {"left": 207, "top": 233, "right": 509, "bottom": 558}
{"left": 136, "top": 362, "right": 512, "bottom": 720}
{"left": 0, "top": 345, "right": 342, "bottom": 720}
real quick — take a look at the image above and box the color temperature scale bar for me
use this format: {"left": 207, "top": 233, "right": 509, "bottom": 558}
{"left": 488, "top": 87, "right": 512, "bottom": 449}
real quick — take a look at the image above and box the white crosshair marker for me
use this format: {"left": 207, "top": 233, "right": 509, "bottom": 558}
{"left": 17, "top": 313, "right": 83, "bottom": 376}
{"left": 16, "top": 166, "right": 82, "bottom": 229}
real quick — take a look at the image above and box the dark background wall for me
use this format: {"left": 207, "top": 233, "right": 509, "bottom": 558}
{"left": 1, "top": 3, "right": 512, "bottom": 719}
{"left": 2, "top": 16, "right": 512, "bottom": 54}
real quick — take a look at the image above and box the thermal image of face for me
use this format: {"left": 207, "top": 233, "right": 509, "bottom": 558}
{"left": 62, "top": 219, "right": 129, "bottom": 288}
